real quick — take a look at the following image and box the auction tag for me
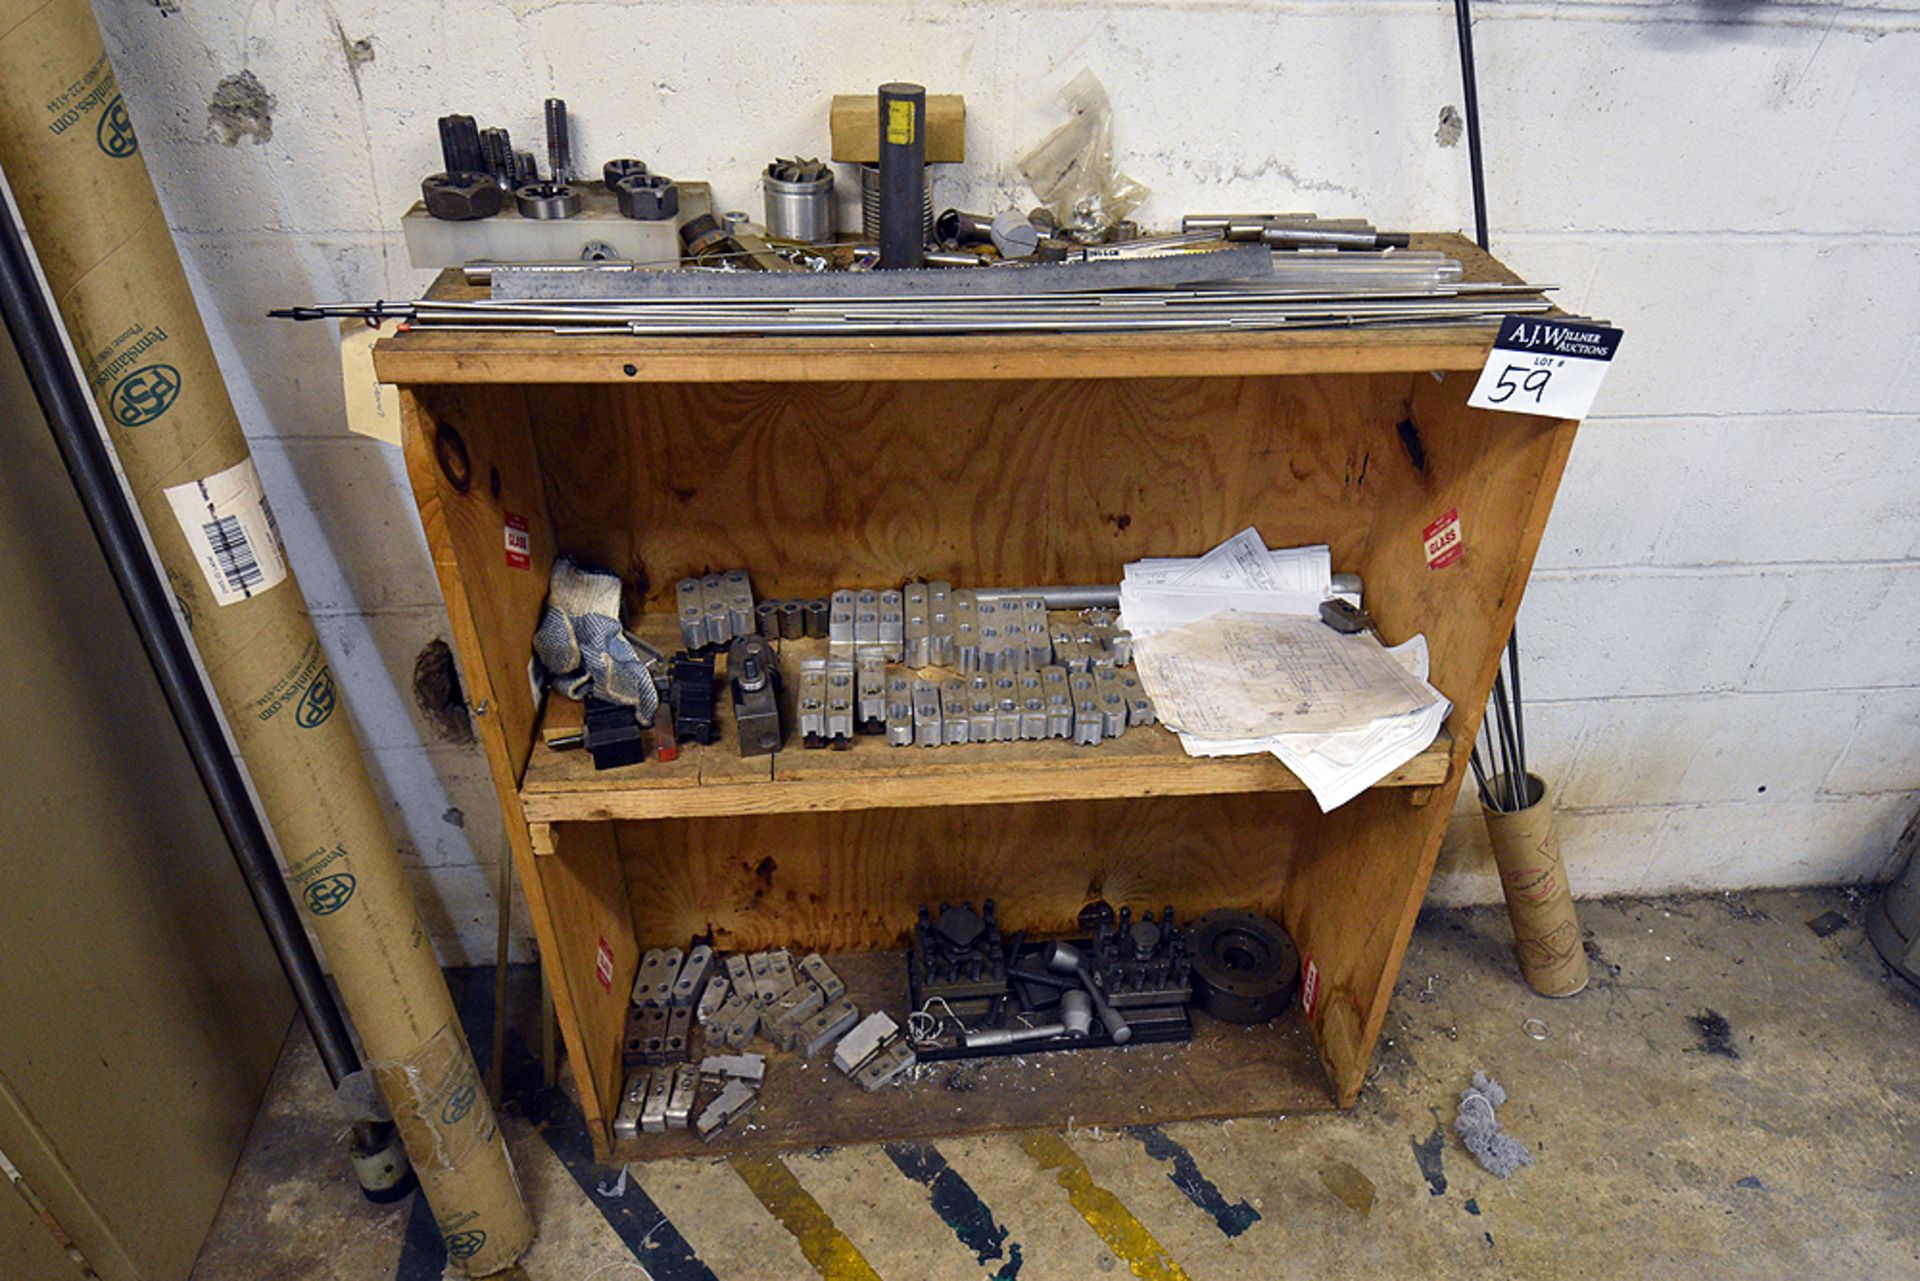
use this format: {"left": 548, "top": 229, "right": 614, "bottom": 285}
{"left": 503, "top": 512, "right": 531, "bottom": 569}
{"left": 1467, "top": 316, "right": 1622, "bottom": 419}
{"left": 1301, "top": 956, "right": 1320, "bottom": 1019}
{"left": 594, "top": 937, "right": 616, "bottom": 992}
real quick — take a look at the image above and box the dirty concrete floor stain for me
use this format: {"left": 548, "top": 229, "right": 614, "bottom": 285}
{"left": 188, "top": 888, "right": 1920, "bottom": 1280}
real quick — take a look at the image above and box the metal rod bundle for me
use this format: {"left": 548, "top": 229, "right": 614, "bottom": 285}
{"left": 1469, "top": 630, "right": 1530, "bottom": 812}
{"left": 274, "top": 275, "right": 1553, "bottom": 338}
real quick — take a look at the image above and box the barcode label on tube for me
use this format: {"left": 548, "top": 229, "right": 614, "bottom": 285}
{"left": 164, "top": 458, "right": 289, "bottom": 606}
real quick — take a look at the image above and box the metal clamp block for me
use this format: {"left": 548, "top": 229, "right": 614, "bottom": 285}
{"left": 828, "top": 589, "right": 856, "bottom": 657}
{"left": 993, "top": 676, "right": 1021, "bottom": 742}
{"left": 853, "top": 1038, "right": 916, "bottom": 1092}
{"left": 885, "top": 674, "right": 915, "bottom": 746}
{"left": 903, "top": 591, "right": 931, "bottom": 667}
{"left": 800, "top": 998, "right": 861, "bottom": 1058}
{"left": 631, "top": 947, "right": 680, "bottom": 1007}
{"left": 665, "top": 1063, "right": 698, "bottom": 1129}
{"left": 928, "top": 580, "right": 955, "bottom": 666}
{"left": 723, "top": 570, "right": 755, "bottom": 639}
{"left": 797, "top": 657, "right": 829, "bottom": 747}
{"left": 967, "top": 675, "right": 996, "bottom": 743}
{"left": 798, "top": 953, "right": 845, "bottom": 1003}
{"left": 854, "top": 590, "right": 881, "bottom": 649}
{"left": 1094, "top": 667, "right": 1128, "bottom": 738}
{"left": 698, "top": 1052, "right": 766, "bottom": 1088}
{"left": 672, "top": 943, "right": 715, "bottom": 1007}
{"left": 696, "top": 974, "right": 731, "bottom": 1024}
{"left": 641, "top": 1067, "right": 673, "bottom": 1132}
{"left": 765, "top": 982, "right": 825, "bottom": 1050}
{"left": 698, "top": 575, "right": 730, "bottom": 647}
{"left": 1110, "top": 629, "right": 1134, "bottom": 668}
{"left": 832, "top": 1011, "right": 899, "bottom": 1074}
{"left": 940, "top": 679, "right": 971, "bottom": 744}
{"left": 696, "top": 1080, "right": 758, "bottom": 1142}
{"left": 1120, "top": 673, "right": 1155, "bottom": 726}
{"left": 912, "top": 679, "right": 942, "bottom": 747}
{"left": 1019, "top": 672, "right": 1048, "bottom": 740}
{"left": 614, "top": 1071, "right": 649, "bottom": 1141}
{"left": 856, "top": 648, "right": 888, "bottom": 734}
{"left": 677, "top": 579, "right": 708, "bottom": 649}
{"left": 952, "top": 591, "right": 979, "bottom": 673}
{"left": 825, "top": 658, "right": 856, "bottom": 742}
{"left": 712, "top": 994, "right": 761, "bottom": 1050}
{"left": 879, "top": 590, "right": 905, "bottom": 661}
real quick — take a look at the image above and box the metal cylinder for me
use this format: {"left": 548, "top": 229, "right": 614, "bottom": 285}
{"left": 875, "top": 82, "right": 926, "bottom": 269}
{"left": 936, "top": 209, "right": 994, "bottom": 247}
{"left": 543, "top": 96, "right": 571, "bottom": 182}
{"left": 764, "top": 159, "right": 835, "bottom": 244}
{"left": 860, "top": 164, "right": 933, "bottom": 244}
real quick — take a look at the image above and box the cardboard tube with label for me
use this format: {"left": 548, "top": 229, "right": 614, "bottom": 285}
{"left": 1483, "top": 774, "right": 1590, "bottom": 998}
{"left": 0, "top": 1, "right": 532, "bottom": 1270}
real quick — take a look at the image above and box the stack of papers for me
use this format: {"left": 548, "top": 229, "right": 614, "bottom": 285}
{"left": 1120, "top": 529, "right": 1451, "bottom": 812}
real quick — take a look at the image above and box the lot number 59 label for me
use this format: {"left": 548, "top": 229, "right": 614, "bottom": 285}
{"left": 1468, "top": 316, "right": 1623, "bottom": 420}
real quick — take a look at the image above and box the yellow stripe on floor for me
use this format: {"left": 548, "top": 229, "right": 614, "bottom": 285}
{"left": 728, "top": 1154, "right": 884, "bottom": 1281}
{"left": 1018, "top": 1132, "right": 1193, "bottom": 1281}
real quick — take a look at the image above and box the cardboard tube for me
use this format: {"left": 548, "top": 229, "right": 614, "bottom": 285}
{"left": 0, "top": 1, "right": 532, "bottom": 1271}
{"left": 1482, "top": 774, "right": 1589, "bottom": 998}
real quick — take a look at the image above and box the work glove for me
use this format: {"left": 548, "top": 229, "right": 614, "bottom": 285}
{"left": 533, "top": 557, "right": 659, "bottom": 720}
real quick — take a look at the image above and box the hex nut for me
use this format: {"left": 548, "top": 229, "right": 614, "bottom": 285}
{"left": 603, "top": 157, "right": 650, "bottom": 188}
{"left": 514, "top": 181, "right": 582, "bottom": 220}
{"left": 421, "top": 171, "right": 503, "bottom": 221}
{"left": 616, "top": 172, "right": 679, "bottom": 221}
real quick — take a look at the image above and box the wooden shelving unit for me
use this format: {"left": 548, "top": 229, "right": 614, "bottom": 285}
{"left": 380, "top": 233, "right": 1579, "bottom": 1160}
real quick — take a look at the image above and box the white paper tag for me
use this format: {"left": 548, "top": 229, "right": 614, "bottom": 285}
{"left": 1467, "top": 316, "right": 1622, "bottom": 419}
{"left": 164, "top": 457, "right": 289, "bottom": 606}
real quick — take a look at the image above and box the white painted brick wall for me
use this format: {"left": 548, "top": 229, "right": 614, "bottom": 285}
{"left": 86, "top": 1, "right": 1920, "bottom": 958}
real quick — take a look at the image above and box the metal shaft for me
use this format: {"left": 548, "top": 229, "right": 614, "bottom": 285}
{"left": 876, "top": 82, "right": 926, "bottom": 269}
{"left": 544, "top": 97, "right": 571, "bottom": 183}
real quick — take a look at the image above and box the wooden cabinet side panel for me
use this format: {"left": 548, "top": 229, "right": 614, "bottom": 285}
{"left": 399, "top": 384, "right": 555, "bottom": 781}
{"left": 1282, "top": 378, "right": 1579, "bottom": 1103}
{"left": 529, "top": 822, "right": 637, "bottom": 1156}
{"left": 399, "top": 388, "right": 625, "bottom": 1145}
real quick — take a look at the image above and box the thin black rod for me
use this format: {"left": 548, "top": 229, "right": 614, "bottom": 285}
{"left": 1453, "top": 0, "right": 1491, "bottom": 252}
{"left": 1507, "top": 628, "right": 1527, "bottom": 781}
{"left": 1491, "top": 667, "right": 1520, "bottom": 810}
{"left": 0, "top": 175, "right": 363, "bottom": 1092}
{"left": 1469, "top": 743, "right": 1495, "bottom": 810}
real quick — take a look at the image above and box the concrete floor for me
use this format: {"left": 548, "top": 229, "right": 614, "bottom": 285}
{"left": 189, "top": 887, "right": 1920, "bottom": 1280}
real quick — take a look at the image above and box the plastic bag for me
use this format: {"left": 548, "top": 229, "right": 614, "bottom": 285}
{"left": 1018, "top": 69, "right": 1150, "bottom": 241}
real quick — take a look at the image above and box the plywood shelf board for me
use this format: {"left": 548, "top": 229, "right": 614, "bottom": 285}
{"left": 521, "top": 619, "right": 1451, "bottom": 823}
{"left": 606, "top": 950, "right": 1331, "bottom": 1161}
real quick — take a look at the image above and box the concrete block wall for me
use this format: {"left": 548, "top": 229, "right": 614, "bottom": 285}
{"left": 87, "top": 1, "right": 1919, "bottom": 958}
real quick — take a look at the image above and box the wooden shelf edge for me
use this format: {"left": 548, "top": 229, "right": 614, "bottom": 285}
{"left": 520, "top": 731, "right": 1453, "bottom": 825}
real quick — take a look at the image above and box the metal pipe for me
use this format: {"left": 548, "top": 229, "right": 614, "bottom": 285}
{"left": 0, "top": 175, "right": 385, "bottom": 1137}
